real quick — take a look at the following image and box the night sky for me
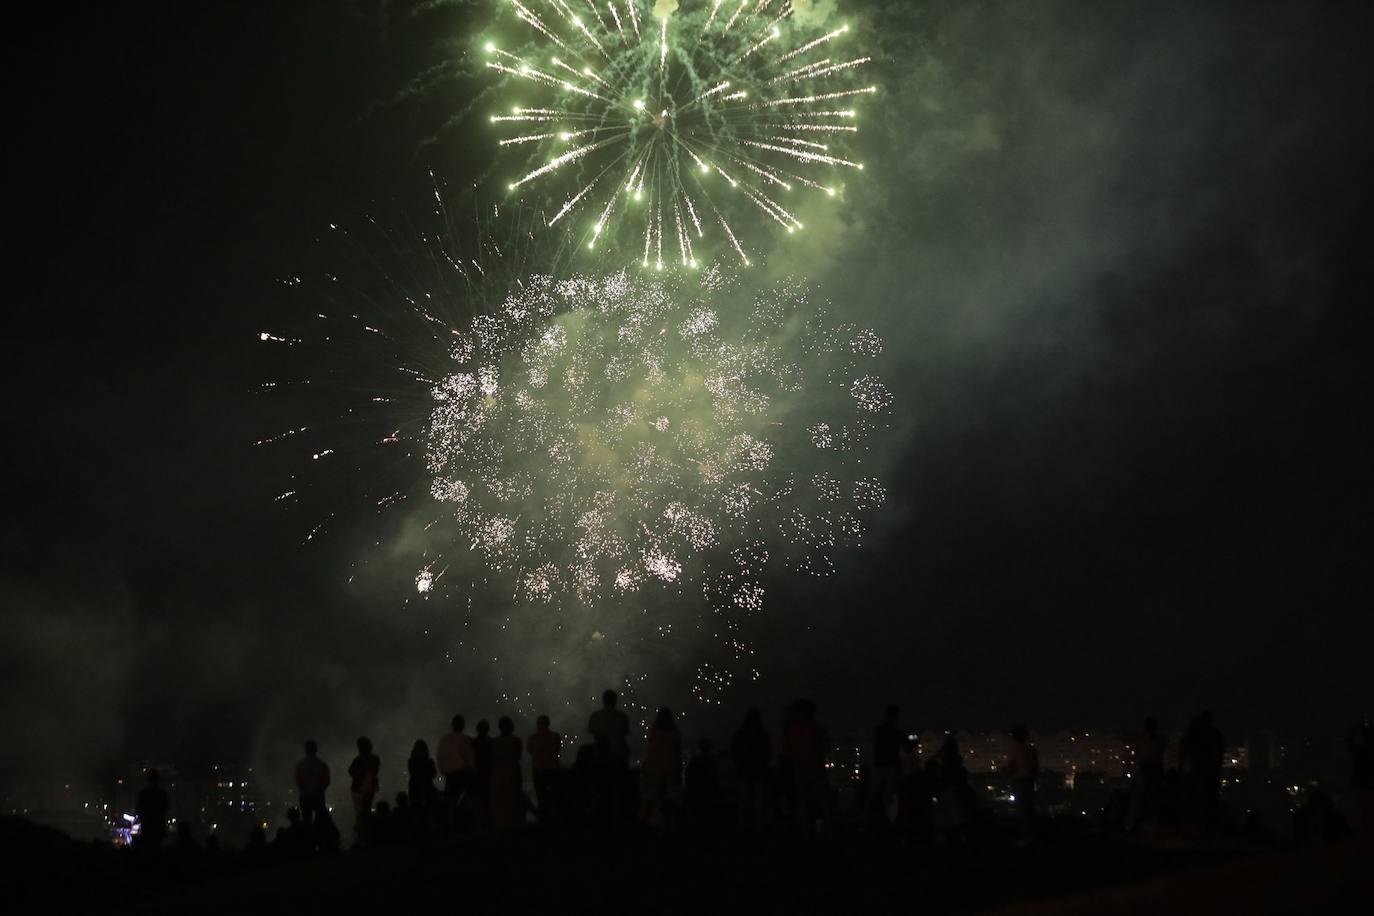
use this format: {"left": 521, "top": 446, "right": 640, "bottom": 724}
{"left": 6, "top": 1, "right": 1372, "bottom": 791}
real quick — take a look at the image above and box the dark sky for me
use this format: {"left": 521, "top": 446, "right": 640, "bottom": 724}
{"left": 6, "top": 1, "right": 1372, "bottom": 787}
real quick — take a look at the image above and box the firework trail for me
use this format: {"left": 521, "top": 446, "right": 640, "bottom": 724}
{"left": 484, "top": 0, "right": 874, "bottom": 267}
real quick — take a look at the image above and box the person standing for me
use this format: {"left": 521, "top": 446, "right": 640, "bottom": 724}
{"left": 589, "top": 689, "right": 630, "bottom": 817}
{"left": 641, "top": 707, "right": 683, "bottom": 831}
{"left": 490, "top": 717, "right": 525, "bottom": 830}
{"left": 783, "top": 699, "right": 830, "bottom": 831}
{"left": 1180, "top": 711, "right": 1225, "bottom": 829}
{"left": 526, "top": 714, "right": 562, "bottom": 821}
{"left": 1006, "top": 725, "right": 1040, "bottom": 842}
{"left": 407, "top": 740, "right": 439, "bottom": 812}
{"left": 871, "top": 705, "right": 907, "bottom": 822}
{"left": 347, "top": 736, "right": 381, "bottom": 845}
{"left": 294, "top": 739, "right": 331, "bottom": 830}
{"left": 134, "top": 768, "right": 170, "bottom": 853}
{"left": 1125, "top": 717, "right": 1166, "bottom": 833}
{"left": 437, "top": 714, "right": 475, "bottom": 832}
{"left": 472, "top": 719, "right": 493, "bottom": 829}
{"left": 1349, "top": 718, "right": 1374, "bottom": 840}
{"left": 732, "top": 708, "right": 772, "bottom": 832}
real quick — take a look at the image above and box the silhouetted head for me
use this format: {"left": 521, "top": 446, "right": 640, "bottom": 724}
{"left": 477, "top": 719, "right": 490, "bottom": 736}
{"left": 357, "top": 736, "right": 373, "bottom": 754}
{"left": 744, "top": 707, "right": 762, "bottom": 727}
{"left": 286, "top": 807, "right": 301, "bottom": 826}
{"left": 145, "top": 768, "right": 160, "bottom": 786}
{"left": 1144, "top": 716, "right": 1158, "bottom": 735}
{"left": 452, "top": 714, "right": 466, "bottom": 733}
{"left": 885, "top": 705, "right": 900, "bottom": 722}
{"left": 654, "top": 707, "right": 675, "bottom": 730}
{"left": 498, "top": 716, "right": 515, "bottom": 736}
{"left": 537, "top": 714, "right": 551, "bottom": 730}
{"left": 410, "top": 739, "right": 430, "bottom": 761}
{"left": 603, "top": 689, "right": 618, "bottom": 709}
{"left": 1012, "top": 724, "right": 1029, "bottom": 743}
{"left": 1199, "top": 710, "right": 1214, "bottom": 727}
{"left": 940, "top": 736, "right": 961, "bottom": 759}
{"left": 304, "top": 739, "right": 318, "bottom": 756}
{"left": 395, "top": 792, "right": 409, "bottom": 808}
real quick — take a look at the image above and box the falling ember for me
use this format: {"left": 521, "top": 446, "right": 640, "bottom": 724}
{"left": 485, "top": 1, "right": 873, "bottom": 265}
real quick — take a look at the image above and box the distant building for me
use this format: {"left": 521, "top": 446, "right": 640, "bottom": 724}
{"left": 914, "top": 730, "right": 1130, "bottom": 783}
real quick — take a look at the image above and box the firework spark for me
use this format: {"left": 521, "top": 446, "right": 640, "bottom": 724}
{"left": 485, "top": 1, "right": 874, "bottom": 267}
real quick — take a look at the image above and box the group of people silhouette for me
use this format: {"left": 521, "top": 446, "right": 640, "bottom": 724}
{"left": 127, "top": 697, "right": 1374, "bottom": 857}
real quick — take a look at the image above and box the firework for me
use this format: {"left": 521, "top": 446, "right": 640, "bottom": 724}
{"left": 485, "top": 0, "right": 874, "bottom": 267}
{"left": 418, "top": 268, "right": 889, "bottom": 703}
{"left": 259, "top": 189, "right": 890, "bottom": 711}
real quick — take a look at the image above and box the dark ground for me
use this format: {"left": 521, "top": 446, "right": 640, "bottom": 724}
{"left": 7, "top": 816, "right": 1371, "bottom": 915}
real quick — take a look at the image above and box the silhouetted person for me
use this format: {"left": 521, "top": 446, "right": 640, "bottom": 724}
{"left": 408, "top": 739, "right": 438, "bottom": 819}
{"left": 783, "top": 699, "right": 830, "bottom": 831}
{"left": 929, "top": 736, "right": 974, "bottom": 843}
{"left": 472, "top": 719, "right": 493, "bottom": 828}
{"left": 348, "top": 736, "right": 381, "bottom": 845}
{"left": 314, "top": 807, "right": 342, "bottom": 854}
{"left": 589, "top": 689, "right": 630, "bottom": 817}
{"left": 1350, "top": 718, "right": 1374, "bottom": 840}
{"left": 274, "top": 806, "right": 308, "bottom": 857}
{"left": 1006, "top": 724, "right": 1039, "bottom": 842}
{"left": 732, "top": 707, "right": 772, "bottom": 831}
{"left": 1126, "top": 716, "right": 1167, "bottom": 833}
{"left": 686, "top": 739, "right": 719, "bottom": 820}
{"left": 134, "top": 768, "right": 170, "bottom": 853}
{"left": 170, "top": 820, "right": 202, "bottom": 875}
{"left": 1180, "top": 710, "right": 1225, "bottom": 829}
{"left": 1296, "top": 788, "right": 1352, "bottom": 846}
{"left": 371, "top": 800, "right": 395, "bottom": 846}
{"left": 437, "top": 714, "right": 475, "bottom": 834}
{"left": 527, "top": 714, "right": 562, "bottom": 821}
{"left": 243, "top": 825, "right": 269, "bottom": 866}
{"left": 871, "top": 705, "right": 907, "bottom": 822}
{"left": 490, "top": 716, "right": 524, "bottom": 830}
{"left": 294, "top": 739, "right": 331, "bottom": 829}
{"left": 642, "top": 707, "right": 683, "bottom": 831}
